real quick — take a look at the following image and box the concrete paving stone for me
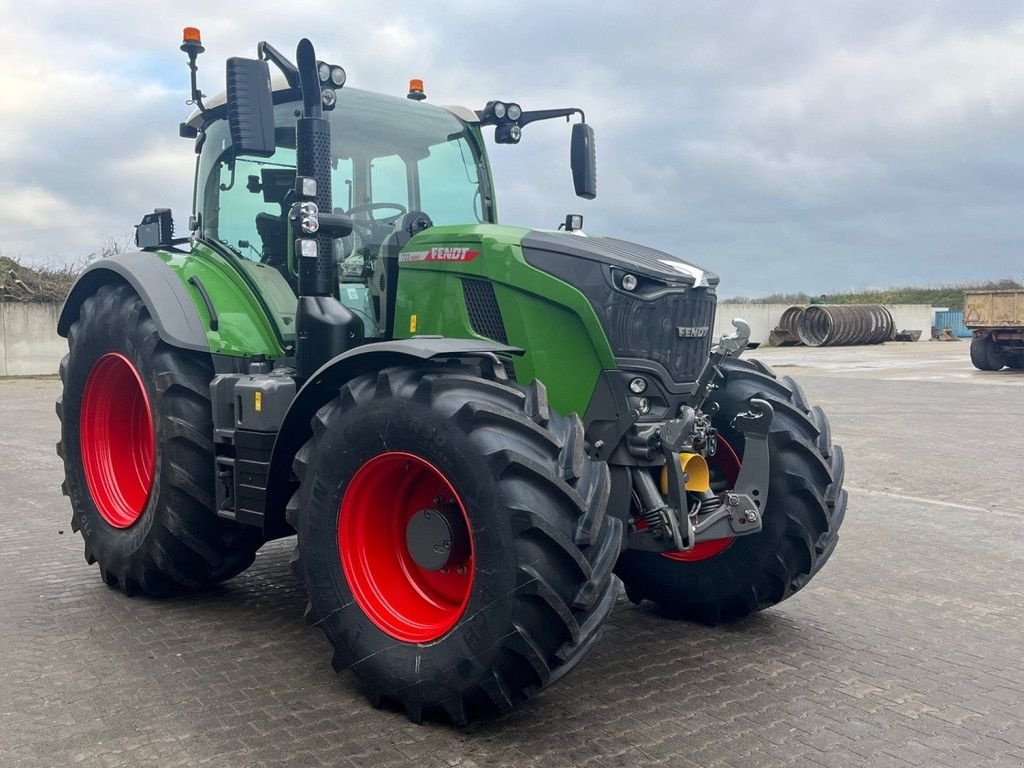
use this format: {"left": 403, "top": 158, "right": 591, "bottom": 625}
{"left": 2, "top": 343, "right": 1024, "bottom": 767}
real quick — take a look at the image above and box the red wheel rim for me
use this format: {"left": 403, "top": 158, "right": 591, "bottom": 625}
{"left": 339, "top": 452, "right": 475, "bottom": 643}
{"left": 661, "top": 436, "right": 742, "bottom": 562}
{"left": 80, "top": 353, "right": 156, "bottom": 528}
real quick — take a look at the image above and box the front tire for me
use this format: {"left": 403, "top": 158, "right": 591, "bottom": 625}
{"left": 287, "top": 364, "right": 622, "bottom": 724}
{"left": 57, "top": 282, "right": 261, "bottom": 595}
{"left": 616, "top": 357, "right": 847, "bottom": 623}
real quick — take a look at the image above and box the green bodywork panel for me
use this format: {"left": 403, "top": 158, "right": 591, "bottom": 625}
{"left": 393, "top": 224, "right": 616, "bottom": 416}
{"left": 153, "top": 241, "right": 295, "bottom": 358}
{"left": 151, "top": 225, "right": 615, "bottom": 419}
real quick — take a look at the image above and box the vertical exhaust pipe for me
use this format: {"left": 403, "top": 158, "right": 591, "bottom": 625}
{"left": 292, "top": 38, "right": 362, "bottom": 378}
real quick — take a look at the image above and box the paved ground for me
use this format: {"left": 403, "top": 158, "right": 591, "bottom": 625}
{"left": 2, "top": 341, "right": 1023, "bottom": 767}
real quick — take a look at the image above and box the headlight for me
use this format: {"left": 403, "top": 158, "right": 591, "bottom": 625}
{"left": 509, "top": 124, "right": 522, "bottom": 141}
{"left": 621, "top": 273, "right": 638, "bottom": 292}
{"left": 318, "top": 62, "right": 331, "bottom": 83}
{"left": 298, "top": 201, "right": 320, "bottom": 234}
{"left": 492, "top": 101, "right": 507, "bottom": 119}
{"left": 629, "top": 377, "right": 647, "bottom": 394}
{"left": 322, "top": 88, "right": 337, "bottom": 109}
{"left": 330, "top": 66, "right": 346, "bottom": 87}
{"left": 507, "top": 103, "right": 522, "bottom": 120}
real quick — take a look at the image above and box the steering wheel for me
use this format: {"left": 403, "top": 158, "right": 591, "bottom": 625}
{"left": 346, "top": 202, "right": 408, "bottom": 230}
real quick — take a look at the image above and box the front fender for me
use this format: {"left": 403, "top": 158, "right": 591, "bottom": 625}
{"left": 57, "top": 252, "right": 210, "bottom": 352}
{"left": 263, "top": 337, "right": 523, "bottom": 537}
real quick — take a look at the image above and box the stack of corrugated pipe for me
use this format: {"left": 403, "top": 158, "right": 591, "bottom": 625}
{"left": 771, "top": 305, "right": 895, "bottom": 346}
{"left": 771, "top": 305, "right": 806, "bottom": 346}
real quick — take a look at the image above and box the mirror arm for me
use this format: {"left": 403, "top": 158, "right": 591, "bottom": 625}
{"left": 518, "top": 107, "right": 585, "bottom": 128}
{"left": 257, "top": 41, "right": 301, "bottom": 88}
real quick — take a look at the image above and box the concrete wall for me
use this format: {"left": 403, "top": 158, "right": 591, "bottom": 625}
{"left": 713, "top": 303, "right": 935, "bottom": 346}
{"left": 0, "top": 303, "right": 65, "bottom": 376}
{"left": 0, "top": 300, "right": 938, "bottom": 377}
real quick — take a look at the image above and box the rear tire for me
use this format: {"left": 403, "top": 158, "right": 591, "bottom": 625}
{"left": 287, "top": 364, "right": 622, "bottom": 724}
{"left": 57, "top": 282, "right": 261, "bottom": 595}
{"left": 1002, "top": 353, "right": 1024, "bottom": 370}
{"left": 971, "top": 336, "right": 1004, "bottom": 371}
{"left": 615, "top": 357, "right": 846, "bottom": 623}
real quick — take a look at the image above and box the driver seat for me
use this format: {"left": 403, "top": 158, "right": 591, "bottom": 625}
{"left": 255, "top": 212, "right": 287, "bottom": 270}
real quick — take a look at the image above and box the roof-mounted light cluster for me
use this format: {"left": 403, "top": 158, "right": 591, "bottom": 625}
{"left": 316, "top": 60, "right": 346, "bottom": 111}
{"left": 483, "top": 101, "right": 524, "bottom": 144}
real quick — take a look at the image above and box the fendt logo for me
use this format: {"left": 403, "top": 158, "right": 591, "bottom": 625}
{"left": 399, "top": 247, "right": 481, "bottom": 263}
{"left": 677, "top": 326, "right": 709, "bottom": 338}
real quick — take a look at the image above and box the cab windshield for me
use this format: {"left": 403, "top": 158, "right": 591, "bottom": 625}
{"left": 195, "top": 88, "right": 492, "bottom": 282}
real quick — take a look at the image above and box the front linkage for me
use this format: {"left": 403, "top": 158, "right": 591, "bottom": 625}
{"left": 625, "top": 318, "right": 773, "bottom": 554}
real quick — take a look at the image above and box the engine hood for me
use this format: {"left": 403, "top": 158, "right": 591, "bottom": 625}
{"left": 521, "top": 231, "right": 719, "bottom": 288}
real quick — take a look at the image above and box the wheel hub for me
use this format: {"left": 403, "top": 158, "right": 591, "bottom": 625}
{"left": 405, "top": 503, "right": 470, "bottom": 572}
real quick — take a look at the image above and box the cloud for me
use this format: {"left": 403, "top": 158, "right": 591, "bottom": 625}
{"left": 0, "top": 1, "right": 1022, "bottom": 294}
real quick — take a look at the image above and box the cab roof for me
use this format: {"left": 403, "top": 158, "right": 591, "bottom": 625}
{"left": 186, "top": 74, "right": 479, "bottom": 128}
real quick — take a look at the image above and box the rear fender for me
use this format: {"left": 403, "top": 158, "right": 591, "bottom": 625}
{"left": 263, "top": 337, "right": 523, "bottom": 537}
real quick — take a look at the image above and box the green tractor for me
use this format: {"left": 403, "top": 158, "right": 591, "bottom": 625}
{"left": 56, "top": 31, "right": 846, "bottom": 724}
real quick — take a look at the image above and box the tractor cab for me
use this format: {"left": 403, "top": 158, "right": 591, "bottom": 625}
{"left": 188, "top": 84, "right": 493, "bottom": 337}
{"left": 167, "top": 33, "right": 595, "bottom": 376}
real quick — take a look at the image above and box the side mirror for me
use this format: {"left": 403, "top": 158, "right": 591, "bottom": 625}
{"left": 226, "top": 57, "right": 276, "bottom": 157}
{"left": 571, "top": 122, "right": 597, "bottom": 200}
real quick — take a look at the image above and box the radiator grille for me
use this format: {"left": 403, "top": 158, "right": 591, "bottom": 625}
{"left": 462, "top": 278, "right": 508, "bottom": 344}
{"left": 604, "top": 289, "right": 717, "bottom": 382}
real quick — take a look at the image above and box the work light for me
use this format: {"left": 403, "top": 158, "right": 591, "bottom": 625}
{"left": 296, "top": 176, "right": 317, "bottom": 199}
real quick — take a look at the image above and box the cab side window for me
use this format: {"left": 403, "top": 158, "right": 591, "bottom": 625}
{"left": 213, "top": 150, "right": 297, "bottom": 263}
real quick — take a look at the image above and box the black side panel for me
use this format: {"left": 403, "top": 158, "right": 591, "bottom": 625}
{"left": 57, "top": 252, "right": 209, "bottom": 353}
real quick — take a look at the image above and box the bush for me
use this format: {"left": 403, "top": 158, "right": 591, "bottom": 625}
{"left": 0, "top": 239, "right": 130, "bottom": 303}
{"left": 0, "top": 255, "right": 80, "bottom": 303}
{"left": 725, "top": 280, "right": 1023, "bottom": 310}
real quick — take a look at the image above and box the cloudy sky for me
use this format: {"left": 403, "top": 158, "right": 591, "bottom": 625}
{"left": 1, "top": 1, "right": 1022, "bottom": 296}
